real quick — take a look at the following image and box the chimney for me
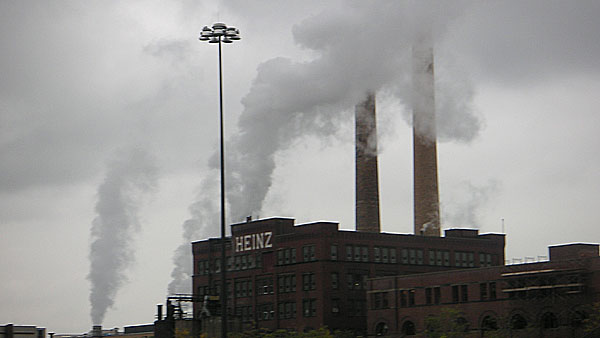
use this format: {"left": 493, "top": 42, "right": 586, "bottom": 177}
{"left": 412, "top": 31, "right": 440, "bottom": 236}
{"left": 355, "top": 91, "right": 381, "bottom": 232}
{"left": 92, "top": 326, "right": 102, "bottom": 338}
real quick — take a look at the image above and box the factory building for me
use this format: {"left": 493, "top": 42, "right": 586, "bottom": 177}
{"left": 367, "top": 243, "right": 600, "bottom": 337}
{"left": 0, "top": 325, "right": 45, "bottom": 338}
{"left": 191, "top": 217, "right": 505, "bottom": 333}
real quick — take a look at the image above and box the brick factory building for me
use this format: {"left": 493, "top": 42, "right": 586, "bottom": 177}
{"left": 191, "top": 217, "right": 505, "bottom": 334}
{"left": 367, "top": 243, "right": 600, "bottom": 337}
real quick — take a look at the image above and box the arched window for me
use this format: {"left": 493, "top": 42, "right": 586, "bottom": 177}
{"left": 510, "top": 314, "right": 528, "bottom": 330}
{"left": 481, "top": 316, "right": 498, "bottom": 331}
{"left": 402, "top": 320, "right": 416, "bottom": 336}
{"left": 375, "top": 322, "right": 388, "bottom": 336}
{"left": 541, "top": 312, "right": 558, "bottom": 329}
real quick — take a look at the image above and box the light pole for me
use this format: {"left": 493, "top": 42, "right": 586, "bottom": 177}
{"left": 198, "top": 22, "right": 240, "bottom": 338}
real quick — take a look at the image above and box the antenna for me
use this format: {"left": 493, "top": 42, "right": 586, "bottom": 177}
{"left": 501, "top": 218, "right": 505, "bottom": 234}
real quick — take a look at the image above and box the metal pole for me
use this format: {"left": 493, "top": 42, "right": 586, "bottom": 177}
{"left": 218, "top": 38, "right": 228, "bottom": 338}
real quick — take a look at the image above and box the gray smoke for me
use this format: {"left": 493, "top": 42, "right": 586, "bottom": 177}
{"left": 88, "top": 147, "right": 157, "bottom": 325}
{"left": 169, "top": 1, "right": 481, "bottom": 293}
{"left": 168, "top": 174, "right": 219, "bottom": 295}
{"left": 442, "top": 180, "right": 499, "bottom": 228}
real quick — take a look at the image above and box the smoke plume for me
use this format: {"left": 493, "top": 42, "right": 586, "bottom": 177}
{"left": 88, "top": 147, "right": 157, "bottom": 325}
{"left": 169, "top": 1, "right": 481, "bottom": 293}
{"left": 442, "top": 180, "right": 499, "bottom": 228}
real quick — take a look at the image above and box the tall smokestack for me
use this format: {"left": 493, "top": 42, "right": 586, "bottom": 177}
{"left": 412, "top": 32, "right": 440, "bottom": 236}
{"left": 355, "top": 91, "right": 381, "bottom": 232}
{"left": 92, "top": 326, "right": 102, "bottom": 338}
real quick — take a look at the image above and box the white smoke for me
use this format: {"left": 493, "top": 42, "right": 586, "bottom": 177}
{"left": 88, "top": 147, "right": 157, "bottom": 325}
{"left": 168, "top": 174, "right": 219, "bottom": 295}
{"left": 441, "top": 180, "right": 499, "bottom": 228}
{"left": 169, "top": 1, "right": 482, "bottom": 293}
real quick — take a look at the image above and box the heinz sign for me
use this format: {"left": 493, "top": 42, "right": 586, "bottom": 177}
{"left": 234, "top": 231, "right": 273, "bottom": 253}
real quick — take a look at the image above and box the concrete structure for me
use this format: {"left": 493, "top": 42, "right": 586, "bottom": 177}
{"left": 355, "top": 91, "right": 381, "bottom": 233}
{"left": 367, "top": 243, "right": 600, "bottom": 337}
{"left": 192, "top": 218, "right": 505, "bottom": 334}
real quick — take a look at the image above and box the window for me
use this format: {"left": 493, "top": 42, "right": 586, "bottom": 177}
{"left": 331, "top": 272, "right": 339, "bottom": 290}
{"left": 331, "top": 299, "right": 340, "bottom": 314}
{"left": 425, "top": 288, "right": 432, "bottom": 304}
{"left": 400, "top": 290, "right": 407, "bottom": 307}
{"left": 303, "top": 299, "right": 316, "bottom": 317}
{"left": 382, "top": 247, "right": 389, "bottom": 263}
{"left": 480, "top": 282, "right": 488, "bottom": 300}
{"left": 409, "top": 249, "right": 416, "bottom": 264}
{"left": 354, "top": 246, "right": 361, "bottom": 261}
{"left": 452, "top": 285, "right": 459, "bottom": 303}
{"left": 362, "top": 246, "right": 369, "bottom": 262}
{"left": 235, "top": 279, "right": 252, "bottom": 298}
{"left": 401, "top": 249, "right": 408, "bottom": 264}
{"left": 330, "top": 245, "right": 338, "bottom": 260}
{"left": 303, "top": 245, "right": 315, "bottom": 262}
{"left": 390, "top": 248, "right": 397, "bottom": 263}
{"left": 278, "top": 274, "right": 296, "bottom": 294}
{"left": 417, "top": 249, "right": 423, "bottom": 265}
{"left": 434, "top": 287, "right": 441, "bottom": 304}
{"left": 346, "top": 246, "right": 353, "bottom": 261}
{"left": 408, "top": 289, "right": 415, "bottom": 306}
{"left": 257, "top": 277, "right": 273, "bottom": 295}
{"left": 302, "top": 273, "right": 316, "bottom": 291}
{"left": 372, "top": 292, "right": 389, "bottom": 309}
{"left": 258, "top": 303, "right": 274, "bottom": 321}
{"left": 374, "top": 247, "right": 380, "bottom": 262}
{"left": 278, "top": 301, "right": 296, "bottom": 319}
{"left": 489, "top": 282, "right": 496, "bottom": 300}
{"left": 461, "top": 285, "right": 468, "bottom": 302}
{"left": 277, "top": 248, "right": 296, "bottom": 265}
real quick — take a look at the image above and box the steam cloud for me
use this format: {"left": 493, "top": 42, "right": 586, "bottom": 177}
{"left": 88, "top": 148, "right": 157, "bottom": 325}
{"left": 169, "top": 1, "right": 481, "bottom": 293}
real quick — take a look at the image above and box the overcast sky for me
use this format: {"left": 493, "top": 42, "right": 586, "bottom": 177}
{"left": 1, "top": 0, "right": 599, "bottom": 333}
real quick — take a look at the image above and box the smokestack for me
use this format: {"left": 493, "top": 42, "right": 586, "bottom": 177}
{"left": 92, "top": 326, "right": 102, "bottom": 338}
{"left": 355, "top": 91, "right": 381, "bottom": 233}
{"left": 412, "top": 32, "right": 440, "bottom": 236}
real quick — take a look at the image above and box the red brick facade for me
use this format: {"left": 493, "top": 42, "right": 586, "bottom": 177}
{"left": 192, "top": 218, "right": 504, "bottom": 334}
{"left": 367, "top": 244, "right": 600, "bottom": 337}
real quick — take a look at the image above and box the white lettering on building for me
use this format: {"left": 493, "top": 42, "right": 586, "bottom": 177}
{"left": 235, "top": 231, "right": 273, "bottom": 253}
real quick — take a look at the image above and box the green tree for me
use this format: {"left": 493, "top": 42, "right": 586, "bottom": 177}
{"left": 422, "top": 308, "right": 469, "bottom": 338}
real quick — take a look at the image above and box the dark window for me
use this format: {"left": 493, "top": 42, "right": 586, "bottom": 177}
{"left": 425, "top": 288, "right": 432, "bottom": 304}
{"left": 331, "top": 272, "right": 339, "bottom": 290}
{"left": 331, "top": 299, "right": 340, "bottom": 314}
{"left": 362, "top": 246, "right": 369, "bottom": 262}
{"left": 374, "top": 247, "right": 380, "bottom": 262}
{"left": 400, "top": 290, "right": 407, "bottom": 307}
{"left": 258, "top": 303, "right": 274, "bottom": 321}
{"left": 452, "top": 285, "right": 459, "bottom": 303}
{"left": 480, "top": 283, "right": 488, "bottom": 300}
{"left": 434, "top": 287, "right": 441, "bottom": 304}
{"left": 302, "top": 273, "right": 315, "bottom": 291}
{"left": 390, "top": 248, "right": 397, "bottom": 263}
{"left": 331, "top": 245, "right": 338, "bottom": 260}
{"left": 489, "top": 282, "right": 496, "bottom": 299}
{"left": 346, "top": 246, "right": 353, "bottom": 261}
{"left": 303, "top": 245, "right": 315, "bottom": 262}
{"left": 302, "top": 299, "right": 316, "bottom": 317}
{"left": 408, "top": 289, "right": 415, "bottom": 306}
{"left": 461, "top": 284, "right": 468, "bottom": 302}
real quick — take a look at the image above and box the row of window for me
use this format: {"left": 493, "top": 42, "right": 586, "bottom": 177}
{"left": 371, "top": 283, "right": 498, "bottom": 310}
{"left": 196, "top": 253, "right": 263, "bottom": 275}
{"left": 198, "top": 247, "right": 496, "bottom": 272}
